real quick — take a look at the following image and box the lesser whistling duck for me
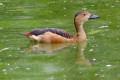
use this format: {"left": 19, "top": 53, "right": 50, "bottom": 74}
{"left": 22, "top": 11, "right": 99, "bottom": 43}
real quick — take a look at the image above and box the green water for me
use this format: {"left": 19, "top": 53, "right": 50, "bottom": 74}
{"left": 0, "top": 0, "right": 120, "bottom": 80}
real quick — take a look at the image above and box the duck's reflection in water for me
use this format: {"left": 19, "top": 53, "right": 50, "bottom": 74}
{"left": 75, "top": 41, "right": 91, "bottom": 66}
{"left": 26, "top": 42, "right": 75, "bottom": 53}
{"left": 26, "top": 41, "right": 91, "bottom": 66}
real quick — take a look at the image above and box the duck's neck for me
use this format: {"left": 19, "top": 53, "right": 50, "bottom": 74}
{"left": 75, "top": 23, "right": 87, "bottom": 41}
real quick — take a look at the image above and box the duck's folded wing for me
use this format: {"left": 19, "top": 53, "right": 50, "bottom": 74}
{"left": 29, "top": 28, "right": 73, "bottom": 39}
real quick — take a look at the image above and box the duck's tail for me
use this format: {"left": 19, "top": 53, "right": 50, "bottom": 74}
{"left": 20, "top": 33, "right": 32, "bottom": 37}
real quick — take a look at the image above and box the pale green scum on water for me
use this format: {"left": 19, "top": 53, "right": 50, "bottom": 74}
{"left": 0, "top": 0, "right": 120, "bottom": 80}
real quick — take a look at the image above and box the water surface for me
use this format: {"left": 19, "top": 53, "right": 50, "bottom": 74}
{"left": 0, "top": 0, "right": 120, "bottom": 80}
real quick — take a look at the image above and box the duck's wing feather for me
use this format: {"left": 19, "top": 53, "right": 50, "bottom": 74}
{"left": 29, "top": 28, "right": 73, "bottom": 39}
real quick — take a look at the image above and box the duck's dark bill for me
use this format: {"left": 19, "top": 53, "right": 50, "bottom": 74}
{"left": 89, "top": 14, "right": 99, "bottom": 20}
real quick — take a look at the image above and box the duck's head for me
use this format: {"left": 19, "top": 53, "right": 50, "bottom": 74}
{"left": 74, "top": 11, "right": 99, "bottom": 24}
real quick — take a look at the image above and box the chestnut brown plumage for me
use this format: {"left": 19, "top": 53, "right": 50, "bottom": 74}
{"left": 29, "top": 28, "right": 73, "bottom": 39}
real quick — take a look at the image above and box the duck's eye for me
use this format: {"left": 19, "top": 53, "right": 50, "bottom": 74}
{"left": 83, "top": 14, "right": 86, "bottom": 16}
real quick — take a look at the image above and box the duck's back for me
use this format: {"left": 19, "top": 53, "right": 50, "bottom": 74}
{"left": 29, "top": 28, "right": 73, "bottom": 39}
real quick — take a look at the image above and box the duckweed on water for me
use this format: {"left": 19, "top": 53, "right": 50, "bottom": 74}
{"left": 0, "top": 0, "right": 120, "bottom": 80}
